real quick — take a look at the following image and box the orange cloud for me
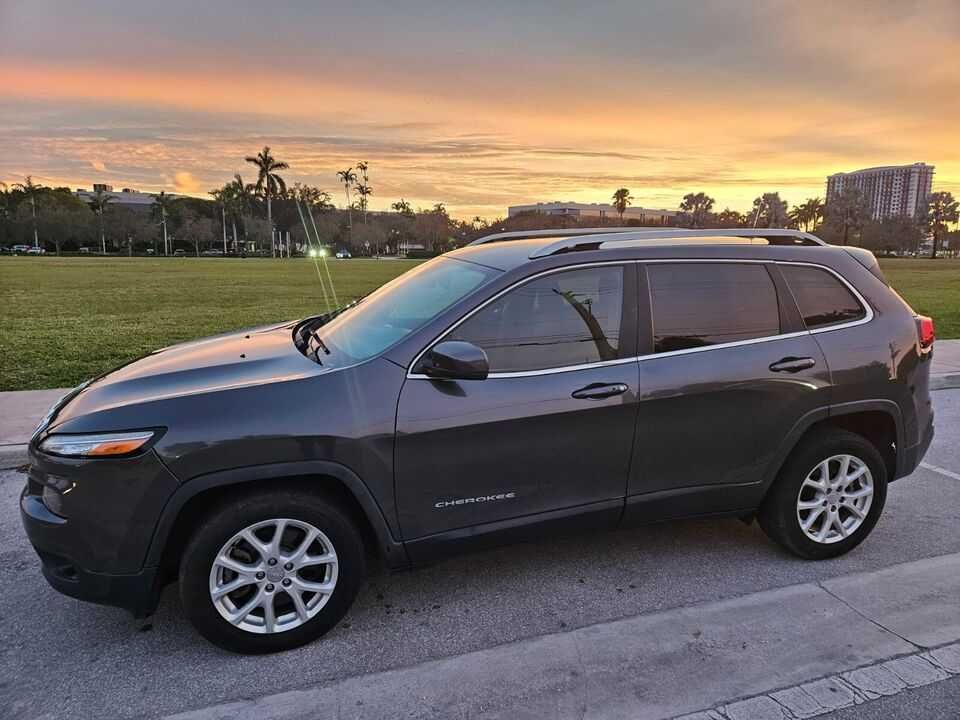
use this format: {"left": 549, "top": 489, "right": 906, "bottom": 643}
{"left": 173, "top": 171, "right": 201, "bottom": 194}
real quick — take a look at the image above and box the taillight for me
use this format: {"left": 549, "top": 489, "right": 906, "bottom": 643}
{"left": 916, "top": 315, "right": 935, "bottom": 350}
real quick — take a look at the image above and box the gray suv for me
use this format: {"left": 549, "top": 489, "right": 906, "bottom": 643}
{"left": 21, "top": 228, "right": 935, "bottom": 653}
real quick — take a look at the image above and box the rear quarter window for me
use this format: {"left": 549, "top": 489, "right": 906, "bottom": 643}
{"left": 780, "top": 265, "right": 866, "bottom": 329}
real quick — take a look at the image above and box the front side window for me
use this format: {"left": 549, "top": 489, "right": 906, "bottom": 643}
{"left": 447, "top": 266, "right": 625, "bottom": 373}
{"left": 780, "top": 265, "right": 866, "bottom": 329}
{"left": 648, "top": 263, "right": 780, "bottom": 353}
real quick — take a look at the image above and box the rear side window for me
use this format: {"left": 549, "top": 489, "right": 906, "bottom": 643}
{"left": 447, "top": 266, "right": 624, "bottom": 372}
{"left": 647, "top": 263, "right": 781, "bottom": 353}
{"left": 780, "top": 265, "right": 865, "bottom": 329}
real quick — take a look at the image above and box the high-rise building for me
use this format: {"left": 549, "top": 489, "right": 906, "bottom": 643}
{"left": 826, "top": 163, "right": 934, "bottom": 220}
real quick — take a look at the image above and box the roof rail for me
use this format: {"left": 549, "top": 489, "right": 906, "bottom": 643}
{"left": 469, "top": 227, "right": 639, "bottom": 246}
{"left": 528, "top": 228, "right": 826, "bottom": 258}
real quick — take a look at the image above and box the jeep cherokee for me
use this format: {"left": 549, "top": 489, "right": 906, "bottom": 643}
{"left": 21, "top": 228, "right": 935, "bottom": 653}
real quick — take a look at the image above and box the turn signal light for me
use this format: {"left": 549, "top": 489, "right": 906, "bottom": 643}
{"left": 39, "top": 430, "right": 157, "bottom": 458}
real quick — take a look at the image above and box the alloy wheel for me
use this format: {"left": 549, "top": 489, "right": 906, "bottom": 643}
{"left": 796, "top": 454, "right": 874, "bottom": 545}
{"left": 208, "top": 518, "right": 339, "bottom": 634}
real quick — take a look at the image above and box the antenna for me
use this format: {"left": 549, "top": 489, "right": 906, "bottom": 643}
{"left": 295, "top": 199, "right": 332, "bottom": 313}
{"left": 306, "top": 203, "right": 339, "bottom": 307}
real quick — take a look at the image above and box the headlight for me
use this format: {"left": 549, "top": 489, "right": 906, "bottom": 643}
{"left": 39, "top": 430, "right": 157, "bottom": 458}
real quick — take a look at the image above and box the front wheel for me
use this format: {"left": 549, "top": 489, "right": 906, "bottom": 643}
{"left": 758, "top": 429, "right": 887, "bottom": 560}
{"left": 179, "top": 490, "right": 366, "bottom": 653}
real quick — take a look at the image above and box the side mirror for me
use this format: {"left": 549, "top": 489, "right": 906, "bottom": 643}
{"left": 419, "top": 340, "right": 489, "bottom": 381}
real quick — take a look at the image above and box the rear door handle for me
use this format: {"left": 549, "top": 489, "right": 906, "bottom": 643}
{"left": 769, "top": 356, "right": 816, "bottom": 373}
{"left": 571, "top": 382, "right": 629, "bottom": 400}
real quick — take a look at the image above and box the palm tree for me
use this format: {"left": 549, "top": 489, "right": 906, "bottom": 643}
{"left": 801, "top": 197, "right": 824, "bottom": 231}
{"left": 354, "top": 183, "right": 372, "bottom": 222}
{"left": 88, "top": 189, "right": 114, "bottom": 254}
{"left": 226, "top": 174, "right": 256, "bottom": 252}
{"left": 715, "top": 208, "right": 743, "bottom": 228}
{"left": 391, "top": 198, "right": 413, "bottom": 217}
{"left": 356, "top": 161, "right": 371, "bottom": 224}
{"left": 825, "top": 187, "right": 870, "bottom": 245}
{"left": 678, "top": 192, "right": 715, "bottom": 228}
{"left": 14, "top": 176, "right": 43, "bottom": 248}
{"left": 245, "top": 146, "right": 289, "bottom": 254}
{"left": 752, "top": 192, "right": 789, "bottom": 228}
{"left": 337, "top": 167, "right": 357, "bottom": 230}
{"left": 152, "top": 191, "right": 175, "bottom": 255}
{"left": 923, "top": 191, "right": 960, "bottom": 259}
{"left": 611, "top": 188, "right": 634, "bottom": 223}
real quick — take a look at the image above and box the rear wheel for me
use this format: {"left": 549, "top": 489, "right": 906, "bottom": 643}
{"left": 758, "top": 429, "right": 887, "bottom": 559}
{"left": 179, "top": 490, "right": 365, "bottom": 653}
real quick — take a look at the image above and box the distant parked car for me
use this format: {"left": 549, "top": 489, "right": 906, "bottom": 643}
{"left": 26, "top": 246, "right": 46, "bottom": 255}
{"left": 78, "top": 247, "right": 91, "bottom": 254}
{"left": 173, "top": 249, "right": 187, "bottom": 257}
{"left": 12, "top": 244, "right": 32, "bottom": 254}
{"left": 335, "top": 249, "right": 352, "bottom": 259}
{"left": 145, "top": 248, "right": 156, "bottom": 255}
{"left": 201, "top": 248, "right": 224, "bottom": 256}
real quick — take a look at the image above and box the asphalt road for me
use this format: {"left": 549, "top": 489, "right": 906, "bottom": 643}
{"left": 3, "top": 391, "right": 960, "bottom": 720}
{"left": 820, "top": 676, "right": 960, "bottom": 720}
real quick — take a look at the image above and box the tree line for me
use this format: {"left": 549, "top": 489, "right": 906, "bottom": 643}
{"left": 2, "top": 153, "right": 958, "bottom": 258}
{"left": 0, "top": 148, "right": 465, "bottom": 257}
{"left": 606, "top": 186, "right": 959, "bottom": 258}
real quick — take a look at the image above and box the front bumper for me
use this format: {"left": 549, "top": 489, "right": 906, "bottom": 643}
{"left": 20, "top": 446, "right": 180, "bottom": 617}
{"left": 21, "top": 489, "right": 162, "bottom": 617}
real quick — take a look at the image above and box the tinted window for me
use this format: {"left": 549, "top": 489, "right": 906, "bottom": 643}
{"left": 448, "top": 266, "right": 624, "bottom": 372}
{"left": 648, "top": 263, "right": 780, "bottom": 353}
{"left": 780, "top": 265, "right": 866, "bottom": 329}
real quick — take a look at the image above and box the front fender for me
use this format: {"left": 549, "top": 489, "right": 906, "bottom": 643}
{"left": 143, "top": 459, "right": 409, "bottom": 570}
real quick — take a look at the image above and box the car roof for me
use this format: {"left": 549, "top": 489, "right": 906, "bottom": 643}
{"left": 447, "top": 228, "right": 829, "bottom": 271}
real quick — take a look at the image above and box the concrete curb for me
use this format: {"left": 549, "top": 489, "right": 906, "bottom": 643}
{"left": 163, "top": 552, "right": 960, "bottom": 720}
{"left": 932, "top": 373, "right": 960, "bottom": 391}
{"left": 0, "top": 444, "right": 28, "bottom": 470}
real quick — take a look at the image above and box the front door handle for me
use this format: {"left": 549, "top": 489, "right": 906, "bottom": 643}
{"left": 571, "top": 382, "right": 629, "bottom": 400}
{"left": 769, "top": 356, "right": 816, "bottom": 373}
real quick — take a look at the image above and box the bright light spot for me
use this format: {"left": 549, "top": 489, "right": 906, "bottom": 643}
{"left": 308, "top": 248, "right": 318, "bottom": 257}
{"left": 318, "top": 248, "right": 328, "bottom": 257}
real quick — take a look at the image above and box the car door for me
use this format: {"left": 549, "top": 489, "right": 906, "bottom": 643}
{"left": 625, "top": 260, "right": 831, "bottom": 522}
{"left": 395, "top": 263, "right": 639, "bottom": 543}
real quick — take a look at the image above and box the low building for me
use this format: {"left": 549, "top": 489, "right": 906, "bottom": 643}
{"left": 75, "top": 186, "right": 176, "bottom": 209}
{"left": 508, "top": 201, "right": 676, "bottom": 225}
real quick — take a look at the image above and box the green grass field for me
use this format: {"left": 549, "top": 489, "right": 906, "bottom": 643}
{"left": 0, "top": 257, "right": 422, "bottom": 390}
{"left": 1, "top": 256, "right": 957, "bottom": 390}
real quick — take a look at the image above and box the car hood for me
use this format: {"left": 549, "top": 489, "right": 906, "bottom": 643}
{"left": 50, "top": 321, "right": 319, "bottom": 427}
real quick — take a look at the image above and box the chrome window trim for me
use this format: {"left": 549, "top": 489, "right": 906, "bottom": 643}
{"left": 405, "top": 258, "right": 873, "bottom": 379}
{"left": 406, "top": 260, "right": 628, "bottom": 379}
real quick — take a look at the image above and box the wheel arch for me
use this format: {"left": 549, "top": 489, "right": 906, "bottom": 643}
{"left": 144, "top": 461, "right": 409, "bottom": 579}
{"left": 765, "top": 400, "right": 903, "bottom": 492}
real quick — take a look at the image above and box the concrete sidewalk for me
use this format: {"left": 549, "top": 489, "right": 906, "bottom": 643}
{"left": 164, "top": 552, "right": 960, "bottom": 720}
{"left": 3, "top": 339, "right": 960, "bottom": 468}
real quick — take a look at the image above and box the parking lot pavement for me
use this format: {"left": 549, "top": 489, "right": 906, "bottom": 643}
{"left": 2, "top": 390, "right": 959, "bottom": 720}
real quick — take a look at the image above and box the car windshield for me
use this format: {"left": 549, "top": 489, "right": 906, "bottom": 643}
{"left": 296, "top": 256, "right": 499, "bottom": 368}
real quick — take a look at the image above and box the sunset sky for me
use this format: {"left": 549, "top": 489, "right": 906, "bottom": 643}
{"left": 2, "top": 1, "right": 958, "bottom": 220}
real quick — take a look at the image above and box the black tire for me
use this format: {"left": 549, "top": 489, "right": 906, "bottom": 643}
{"left": 179, "top": 489, "right": 366, "bottom": 654}
{"left": 758, "top": 429, "right": 887, "bottom": 560}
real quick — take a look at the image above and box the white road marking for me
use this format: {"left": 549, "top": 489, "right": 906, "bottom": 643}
{"left": 920, "top": 462, "right": 960, "bottom": 482}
